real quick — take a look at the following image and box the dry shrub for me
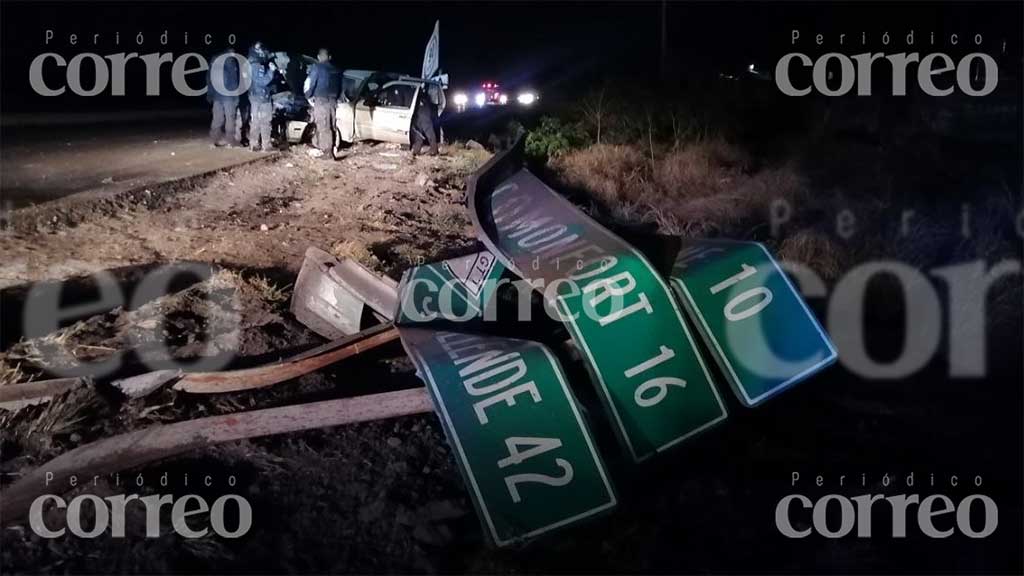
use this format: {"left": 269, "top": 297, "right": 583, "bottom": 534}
{"left": 555, "top": 140, "right": 817, "bottom": 247}
{"left": 554, "top": 144, "right": 649, "bottom": 206}
{"left": 245, "top": 274, "right": 291, "bottom": 304}
{"left": 777, "top": 229, "right": 849, "bottom": 282}
{"left": 651, "top": 161, "right": 809, "bottom": 239}
{"left": 332, "top": 239, "right": 383, "bottom": 271}
{"left": 655, "top": 137, "right": 751, "bottom": 198}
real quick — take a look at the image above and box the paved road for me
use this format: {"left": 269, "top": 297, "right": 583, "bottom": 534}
{"left": 1, "top": 120, "right": 268, "bottom": 209}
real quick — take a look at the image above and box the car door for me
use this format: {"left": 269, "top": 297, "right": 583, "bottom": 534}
{"left": 353, "top": 101, "right": 374, "bottom": 140}
{"left": 370, "top": 82, "right": 419, "bottom": 144}
{"left": 336, "top": 100, "right": 355, "bottom": 142}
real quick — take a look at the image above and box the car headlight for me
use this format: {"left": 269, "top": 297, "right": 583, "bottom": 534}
{"left": 453, "top": 92, "right": 468, "bottom": 106}
{"left": 517, "top": 92, "right": 537, "bottom": 105}
{"left": 498, "top": 93, "right": 508, "bottom": 105}
{"left": 474, "top": 92, "right": 486, "bottom": 107}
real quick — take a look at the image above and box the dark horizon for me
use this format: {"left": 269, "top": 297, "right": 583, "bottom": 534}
{"left": 1, "top": 1, "right": 1020, "bottom": 113}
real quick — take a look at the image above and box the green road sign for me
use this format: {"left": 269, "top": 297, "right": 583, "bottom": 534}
{"left": 399, "top": 327, "right": 616, "bottom": 546}
{"left": 470, "top": 168, "right": 727, "bottom": 461}
{"left": 396, "top": 251, "right": 505, "bottom": 325}
{"left": 669, "top": 240, "right": 837, "bottom": 406}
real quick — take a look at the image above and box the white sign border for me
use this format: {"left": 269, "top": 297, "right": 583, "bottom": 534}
{"left": 671, "top": 241, "right": 838, "bottom": 407}
{"left": 405, "top": 333, "right": 617, "bottom": 547}
{"left": 489, "top": 170, "right": 729, "bottom": 462}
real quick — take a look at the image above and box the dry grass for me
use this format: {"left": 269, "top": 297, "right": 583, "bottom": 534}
{"left": 25, "top": 386, "right": 101, "bottom": 437}
{"left": 555, "top": 139, "right": 809, "bottom": 241}
{"left": 555, "top": 144, "right": 650, "bottom": 206}
{"left": 654, "top": 137, "right": 752, "bottom": 198}
{"left": 332, "top": 239, "right": 384, "bottom": 272}
{"left": 209, "top": 268, "right": 290, "bottom": 303}
{"left": 207, "top": 267, "right": 246, "bottom": 291}
{"left": 245, "top": 274, "right": 291, "bottom": 304}
{"left": 0, "top": 357, "right": 30, "bottom": 386}
{"left": 553, "top": 134, "right": 1020, "bottom": 332}
{"left": 777, "top": 229, "right": 848, "bottom": 282}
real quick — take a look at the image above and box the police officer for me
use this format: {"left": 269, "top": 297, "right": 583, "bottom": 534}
{"left": 303, "top": 48, "right": 341, "bottom": 157}
{"left": 410, "top": 85, "right": 439, "bottom": 157}
{"left": 206, "top": 47, "right": 241, "bottom": 147}
{"left": 247, "top": 42, "right": 278, "bottom": 152}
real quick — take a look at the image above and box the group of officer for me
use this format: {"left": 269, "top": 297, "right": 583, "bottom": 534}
{"left": 207, "top": 43, "right": 341, "bottom": 157}
{"left": 207, "top": 42, "right": 440, "bottom": 159}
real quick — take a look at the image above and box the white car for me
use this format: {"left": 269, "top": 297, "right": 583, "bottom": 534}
{"left": 284, "top": 70, "right": 446, "bottom": 149}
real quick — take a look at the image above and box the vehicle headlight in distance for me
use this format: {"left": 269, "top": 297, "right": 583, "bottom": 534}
{"left": 498, "top": 93, "right": 508, "bottom": 105}
{"left": 474, "top": 92, "right": 486, "bottom": 107}
{"left": 453, "top": 92, "right": 468, "bottom": 106}
{"left": 517, "top": 92, "right": 537, "bottom": 105}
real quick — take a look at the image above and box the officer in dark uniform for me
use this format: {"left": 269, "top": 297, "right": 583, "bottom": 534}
{"left": 206, "top": 47, "right": 241, "bottom": 146}
{"left": 410, "top": 85, "right": 439, "bottom": 157}
{"left": 247, "top": 42, "right": 279, "bottom": 152}
{"left": 303, "top": 48, "right": 341, "bottom": 156}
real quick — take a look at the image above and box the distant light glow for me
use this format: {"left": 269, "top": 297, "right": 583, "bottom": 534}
{"left": 453, "top": 92, "right": 468, "bottom": 106}
{"left": 498, "top": 93, "right": 508, "bottom": 105}
{"left": 474, "top": 92, "right": 486, "bottom": 107}
{"left": 516, "top": 92, "right": 537, "bottom": 105}
{"left": 748, "top": 63, "right": 756, "bottom": 72}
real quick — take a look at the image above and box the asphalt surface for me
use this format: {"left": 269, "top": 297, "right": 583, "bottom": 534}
{"left": 1, "top": 118, "right": 268, "bottom": 209}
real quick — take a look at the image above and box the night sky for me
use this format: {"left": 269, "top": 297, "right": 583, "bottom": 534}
{"left": 1, "top": 1, "right": 1021, "bottom": 112}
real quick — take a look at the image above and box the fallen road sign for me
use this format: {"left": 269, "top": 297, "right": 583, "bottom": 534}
{"left": 469, "top": 165, "right": 727, "bottom": 461}
{"left": 396, "top": 251, "right": 504, "bottom": 325}
{"left": 670, "top": 240, "right": 837, "bottom": 406}
{"left": 399, "top": 327, "right": 616, "bottom": 546}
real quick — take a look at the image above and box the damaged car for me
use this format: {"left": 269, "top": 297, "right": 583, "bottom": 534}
{"left": 281, "top": 70, "right": 447, "bottom": 151}
{"left": 282, "top": 21, "right": 448, "bottom": 151}
{"left": 336, "top": 70, "right": 446, "bottom": 147}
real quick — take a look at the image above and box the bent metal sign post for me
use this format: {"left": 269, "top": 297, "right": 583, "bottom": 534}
{"left": 470, "top": 168, "right": 728, "bottom": 461}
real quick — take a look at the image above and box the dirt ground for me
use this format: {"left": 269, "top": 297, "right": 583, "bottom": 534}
{"left": 0, "top": 142, "right": 505, "bottom": 573}
{"left": 0, "top": 133, "right": 1020, "bottom": 574}
{"left": 1, "top": 142, "right": 487, "bottom": 287}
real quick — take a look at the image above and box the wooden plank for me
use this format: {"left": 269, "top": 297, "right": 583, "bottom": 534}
{"left": 174, "top": 323, "right": 399, "bottom": 394}
{"left": 0, "top": 378, "right": 84, "bottom": 411}
{"left": 1, "top": 387, "right": 434, "bottom": 524}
